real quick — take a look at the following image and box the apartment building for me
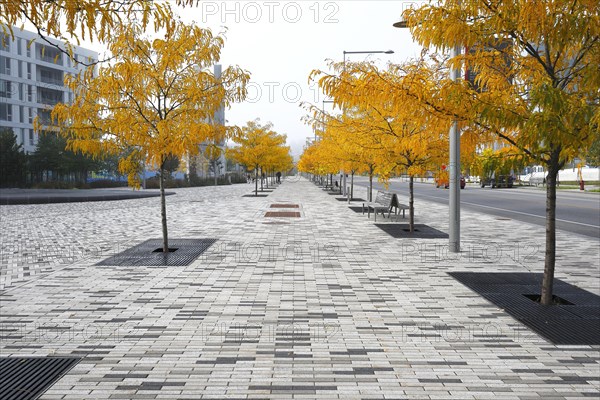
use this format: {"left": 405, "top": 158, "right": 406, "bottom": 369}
{"left": 0, "top": 27, "right": 98, "bottom": 153}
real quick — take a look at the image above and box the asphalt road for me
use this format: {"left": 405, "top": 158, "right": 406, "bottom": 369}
{"left": 351, "top": 177, "right": 600, "bottom": 239}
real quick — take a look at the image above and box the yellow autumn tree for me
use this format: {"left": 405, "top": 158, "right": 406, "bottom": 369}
{"left": 403, "top": 0, "right": 600, "bottom": 304}
{"left": 227, "top": 119, "right": 291, "bottom": 196}
{"left": 51, "top": 18, "right": 250, "bottom": 253}
{"left": 309, "top": 60, "right": 450, "bottom": 231}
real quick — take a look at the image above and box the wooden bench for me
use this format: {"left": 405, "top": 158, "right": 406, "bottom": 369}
{"left": 362, "top": 191, "right": 409, "bottom": 221}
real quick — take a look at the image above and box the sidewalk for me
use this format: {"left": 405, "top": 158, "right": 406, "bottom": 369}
{"left": 1, "top": 177, "right": 598, "bottom": 399}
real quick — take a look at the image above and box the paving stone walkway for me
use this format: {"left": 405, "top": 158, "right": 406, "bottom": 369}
{"left": 1, "top": 177, "right": 599, "bottom": 399}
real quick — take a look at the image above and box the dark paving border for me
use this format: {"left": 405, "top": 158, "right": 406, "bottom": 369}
{"left": 0, "top": 357, "right": 81, "bottom": 400}
{"left": 448, "top": 272, "right": 600, "bottom": 345}
{"left": 336, "top": 197, "right": 365, "bottom": 202}
{"left": 96, "top": 238, "right": 217, "bottom": 266}
{"left": 243, "top": 194, "right": 269, "bottom": 197}
{"left": 0, "top": 189, "right": 174, "bottom": 205}
{"left": 270, "top": 204, "right": 299, "bottom": 208}
{"left": 375, "top": 224, "right": 448, "bottom": 239}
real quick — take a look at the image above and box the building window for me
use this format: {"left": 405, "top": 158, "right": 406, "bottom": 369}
{"left": 17, "top": 38, "right": 22, "bottom": 55}
{"left": 0, "top": 56, "right": 10, "bottom": 75}
{"left": 19, "top": 106, "right": 24, "bottom": 123}
{"left": 18, "top": 60, "right": 22, "bottom": 78}
{"left": 0, "top": 79, "right": 11, "bottom": 98}
{"left": 29, "top": 129, "right": 35, "bottom": 146}
{"left": 0, "top": 103, "right": 12, "bottom": 121}
{"left": 0, "top": 33, "right": 10, "bottom": 52}
{"left": 27, "top": 85, "right": 33, "bottom": 102}
{"left": 27, "top": 62, "right": 31, "bottom": 79}
{"left": 19, "top": 83, "right": 24, "bottom": 101}
{"left": 20, "top": 128, "right": 25, "bottom": 146}
{"left": 26, "top": 41, "right": 31, "bottom": 58}
{"left": 28, "top": 107, "right": 33, "bottom": 124}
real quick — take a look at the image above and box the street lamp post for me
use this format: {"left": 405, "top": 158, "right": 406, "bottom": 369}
{"left": 341, "top": 49, "right": 394, "bottom": 197}
{"left": 393, "top": 18, "right": 461, "bottom": 252}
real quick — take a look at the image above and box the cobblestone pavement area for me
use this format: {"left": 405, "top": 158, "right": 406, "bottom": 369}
{"left": 1, "top": 177, "right": 599, "bottom": 399}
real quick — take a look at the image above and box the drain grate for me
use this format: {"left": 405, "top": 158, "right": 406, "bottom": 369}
{"left": 0, "top": 357, "right": 81, "bottom": 400}
{"left": 96, "top": 238, "right": 217, "bottom": 266}
{"left": 448, "top": 272, "right": 600, "bottom": 345}
{"left": 265, "top": 211, "right": 301, "bottom": 218}
{"left": 270, "top": 204, "right": 299, "bottom": 208}
{"left": 375, "top": 224, "right": 448, "bottom": 239}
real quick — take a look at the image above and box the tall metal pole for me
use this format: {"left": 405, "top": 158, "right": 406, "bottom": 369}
{"left": 449, "top": 43, "right": 461, "bottom": 253}
{"left": 341, "top": 51, "right": 347, "bottom": 196}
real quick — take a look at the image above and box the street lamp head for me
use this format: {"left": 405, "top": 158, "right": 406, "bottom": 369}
{"left": 393, "top": 19, "right": 408, "bottom": 29}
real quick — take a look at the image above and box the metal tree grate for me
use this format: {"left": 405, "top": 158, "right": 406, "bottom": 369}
{"left": 375, "top": 224, "right": 448, "bottom": 239}
{"left": 0, "top": 357, "right": 81, "bottom": 400}
{"left": 96, "top": 238, "right": 217, "bottom": 266}
{"left": 448, "top": 272, "right": 600, "bottom": 345}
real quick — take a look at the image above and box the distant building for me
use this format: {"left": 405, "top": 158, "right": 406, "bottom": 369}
{"left": 0, "top": 27, "right": 98, "bottom": 153}
{"left": 186, "top": 64, "right": 227, "bottom": 179}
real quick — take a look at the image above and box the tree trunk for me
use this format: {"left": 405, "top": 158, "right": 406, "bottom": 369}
{"left": 540, "top": 154, "right": 560, "bottom": 305}
{"left": 369, "top": 172, "right": 373, "bottom": 202}
{"left": 409, "top": 175, "right": 415, "bottom": 232}
{"left": 350, "top": 172, "right": 354, "bottom": 200}
{"left": 260, "top": 169, "right": 264, "bottom": 191}
{"left": 159, "top": 166, "right": 169, "bottom": 253}
{"left": 255, "top": 168, "right": 258, "bottom": 196}
{"left": 214, "top": 160, "right": 218, "bottom": 186}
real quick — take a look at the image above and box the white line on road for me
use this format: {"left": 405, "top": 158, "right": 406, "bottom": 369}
{"left": 417, "top": 193, "right": 600, "bottom": 229}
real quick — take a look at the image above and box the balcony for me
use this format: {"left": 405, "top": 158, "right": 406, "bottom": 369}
{"left": 37, "top": 86, "right": 63, "bottom": 106}
{"left": 35, "top": 43, "right": 63, "bottom": 66}
{"left": 37, "top": 66, "right": 64, "bottom": 87}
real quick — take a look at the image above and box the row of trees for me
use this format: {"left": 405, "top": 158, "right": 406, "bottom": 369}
{"left": 6, "top": 0, "right": 294, "bottom": 253}
{"left": 227, "top": 119, "right": 294, "bottom": 195}
{"left": 300, "top": 0, "right": 599, "bottom": 305}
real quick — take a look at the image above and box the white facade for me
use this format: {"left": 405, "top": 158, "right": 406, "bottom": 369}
{"left": 0, "top": 28, "right": 98, "bottom": 153}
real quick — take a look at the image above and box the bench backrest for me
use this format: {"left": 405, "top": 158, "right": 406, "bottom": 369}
{"left": 375, "top": 191, "right": 398, "bottom": 208}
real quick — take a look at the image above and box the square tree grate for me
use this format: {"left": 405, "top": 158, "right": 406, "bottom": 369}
{"left": 96, "top": 238, "right": 217, "bottom": 267}
{"left": 0, "top": 357, "right": 81, "bottom": 400}
{"left": 448, "top": 272, "right": 600, "bottom": 345}
{"left": 375, "top": 224, "right": 448, "bottom": 239}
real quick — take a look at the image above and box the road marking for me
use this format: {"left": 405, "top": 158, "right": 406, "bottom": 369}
{"left": 416, "top": 193, "right": 600, "bottom": 229}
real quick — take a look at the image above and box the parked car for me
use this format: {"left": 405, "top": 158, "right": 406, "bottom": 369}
{"left": 480, "top": 175, "right": 514, "bottom": 188}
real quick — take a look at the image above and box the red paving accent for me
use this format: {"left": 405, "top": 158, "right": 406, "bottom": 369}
{"left": 264, "top": 211, "right": 301, "bottom": 218}
{"left": 270, "top": 204, "right": 299, "bottom": 208}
